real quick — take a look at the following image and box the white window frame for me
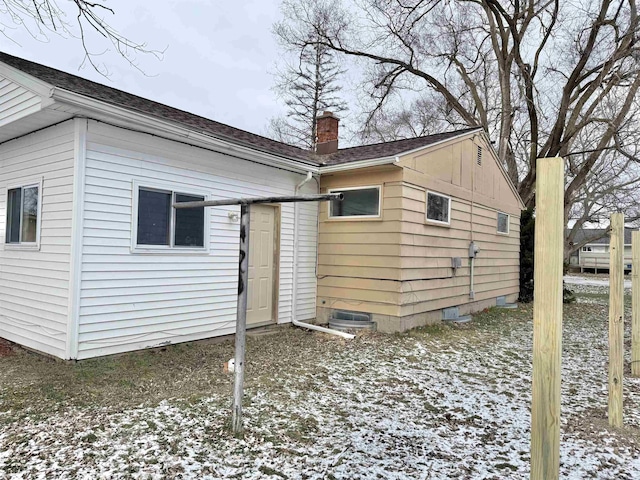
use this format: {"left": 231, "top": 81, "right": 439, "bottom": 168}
{"left": 328, "top": 185, "right": 382, "bottom": 219}
{"left": 4, "top": 177, "right": 43, "bottom": 251}
{"left": 425, "top": 190, "right": 451, "bottom": 226}
{"left": 131, "top": 180, "right": 210, "bottom": 254}
{"left": 497, "top": 212, "right": 510, "bottom": 235}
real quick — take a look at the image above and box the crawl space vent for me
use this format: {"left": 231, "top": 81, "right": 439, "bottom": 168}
{"left": 496, "top": 295, "right": 518, "bottom": 309}
{"left": 442, "top": 306, "right": 471, "bottom": 323}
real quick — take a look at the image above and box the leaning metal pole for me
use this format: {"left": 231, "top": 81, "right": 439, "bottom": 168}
{"left": 174, "top": 193, "right": 344, "bottom": 210}
{"left": 232, "top": 203, "right": 250, "bottom": 435}
{"left": 174, "top": 192, "right": 342, "bottom": 437}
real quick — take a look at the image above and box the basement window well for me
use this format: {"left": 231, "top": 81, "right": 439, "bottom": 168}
{"left": 329, "top": 186, "right": 381, "bottom": 218}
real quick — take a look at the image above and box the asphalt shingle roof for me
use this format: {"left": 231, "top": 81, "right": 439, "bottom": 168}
{"left": 318, "top": 127, "right": 483, "bottom": 165}
{"left": 0, "top": 52, "right": 319, "bottom": 164}
{"left": 0, "top": 51, "right": 481, "bottom": 166}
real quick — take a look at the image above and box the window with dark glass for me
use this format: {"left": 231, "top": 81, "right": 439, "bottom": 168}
{"left": 137, "top": 189, "right": 171, "bottom": 245}
{"left": 174, "top": 194, "right": 204, "bottom": 247}
{"left": 6, "top": 185, "right": 38, "bottom": 244}
{"left": 329, "top": 187, "right": 380, "bottom": 217}
{"left": 426, "top": 192, "right": 450, "bottom": 224}
{"left": 136, "top": 187, "right": 206, "bottom": 248}
{"left": 497, "top": 212, "right": 509, "bottom": 234}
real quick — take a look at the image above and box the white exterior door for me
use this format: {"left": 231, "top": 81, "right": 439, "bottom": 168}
{"left": 247, "top": 204, "right": 277, "bottom": 326}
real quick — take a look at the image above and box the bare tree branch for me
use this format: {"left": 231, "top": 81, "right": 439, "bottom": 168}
{"left": 0, "top": 0, "right": 164, "bottom": 76}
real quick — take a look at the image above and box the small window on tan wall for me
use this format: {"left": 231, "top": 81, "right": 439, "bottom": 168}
{"left": 328, "top": 186, "right": 381, "bottom": 219}
{"left": 497, "top": 212, "right": 509, "bottom": 234}
{"left": 426, "top": 191, "right": 451, "bottom": 225}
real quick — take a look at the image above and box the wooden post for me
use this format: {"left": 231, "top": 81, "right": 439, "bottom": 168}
{"left": 232, "top": 203, "right": 250, "bottom": 436}
{"left": 633, "top": 231, "right": 640, "bottom": 377}
{"left": 531, "top": 157, "right": 564, "bottom": 480}
{"left": 609, "top": 213, "right": 624, "bottom": 427}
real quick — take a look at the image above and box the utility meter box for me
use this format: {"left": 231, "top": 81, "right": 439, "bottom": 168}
{"left": 469, "top": 241, "right": 480, "bottom": 258}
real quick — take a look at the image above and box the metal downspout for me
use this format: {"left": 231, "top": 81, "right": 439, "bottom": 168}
{"left": 292, "top": 171, "right": 355, "bottom": 340}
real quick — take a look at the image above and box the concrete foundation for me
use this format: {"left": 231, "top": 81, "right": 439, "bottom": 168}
{"left": 315, "top": 292, "right": 518, "bottom": 333}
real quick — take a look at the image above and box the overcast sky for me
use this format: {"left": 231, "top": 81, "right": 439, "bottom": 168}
{"left": 0, "top": 0, "right": 300, "bottom": 139}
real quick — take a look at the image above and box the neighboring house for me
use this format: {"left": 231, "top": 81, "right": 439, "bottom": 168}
{"left": 568, "top": 228, "right": 633, "bottom": 273}
{"left": 0, "top": 52, "right": 524, "bottom": 359}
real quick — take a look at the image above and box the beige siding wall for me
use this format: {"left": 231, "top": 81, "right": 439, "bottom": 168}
{"left": 0, "top": 121, "right": 75, "bottom": 357}
{"left": 318, "top": 167, "right": 404, "bottom": 317}
{"left": 396, "top": 183, "right": 519, "bottom": 316}
{"left": 318, "top": 134, "right": 521, "bottom": 325}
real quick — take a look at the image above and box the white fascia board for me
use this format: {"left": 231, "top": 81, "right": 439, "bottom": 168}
{"left": 50, "top": 88, "right": 319, "bottom": 175}
{"left": 0, "top": 62, "right": 56, "bottom": 107}
{"left": 319, "top": 156, "right": 401, "bottom": 173}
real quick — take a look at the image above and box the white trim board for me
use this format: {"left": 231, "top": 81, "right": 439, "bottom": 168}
{"left": 66, "top": 117, "right": 87, "bottom": 360}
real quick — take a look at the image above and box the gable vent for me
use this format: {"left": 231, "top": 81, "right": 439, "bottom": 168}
{"left": 476, "top": 146, "right": 482, "bottom": 166}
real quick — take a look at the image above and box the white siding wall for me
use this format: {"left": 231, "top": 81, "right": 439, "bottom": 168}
{"left": 0, "top": 121, "right": 75, "bottom": 357}
{"left": 77, "top": 121, "right": 318, "bottom": 359}
{"left": 0, "top": 75, "right": 41, "bottom": 127}
{"left": 295, "top": 181, "right": 319, "bottom": 319}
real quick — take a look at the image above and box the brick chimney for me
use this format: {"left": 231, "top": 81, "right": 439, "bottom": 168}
{"left": 315, "top": 111, "right": 339, "bottom": 154}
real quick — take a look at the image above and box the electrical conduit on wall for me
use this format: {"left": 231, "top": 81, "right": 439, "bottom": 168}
{"left": 470, "top": 136, "right": 478, "bottom": 299}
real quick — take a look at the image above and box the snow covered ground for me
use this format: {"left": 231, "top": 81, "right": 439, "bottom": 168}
{"left": 564, "top": 275, "right": 632, "bottom": 289}
{"left": 1, "top": 295, "right": 640, "bottom": 479}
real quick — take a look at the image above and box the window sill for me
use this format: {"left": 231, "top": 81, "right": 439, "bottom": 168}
{"left": 326, "top": 215, "right": 383, "bottom": 222}
{"left": 425, "top": 219, "right": 451, "bottom": 227}
{"left": 497, "top": 231, "right": 510, "bottom": 236}
{"left": 3, "top": 243, "right": 40, "bottom": 251}
{"left": 131, "top": 246, "right": 210, "bottom": 255}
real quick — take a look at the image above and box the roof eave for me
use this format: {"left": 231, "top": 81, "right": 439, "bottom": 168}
{"left": 318, "top": 155, "right": 402, "bottom": 173}
{"left": 50, "top": 87, "right": 320, "bottom": 174}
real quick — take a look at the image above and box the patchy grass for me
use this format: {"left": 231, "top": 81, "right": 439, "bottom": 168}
{"left": 0, "top": 338, "right": 237, "bottom": 416}
{"left": 1, "top": 292, "right": 640, "bottom": 478}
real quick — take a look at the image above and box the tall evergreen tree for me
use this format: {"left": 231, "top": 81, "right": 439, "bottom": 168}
{"left": 269, "top": 0, "right": 347, "bottom": 150}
